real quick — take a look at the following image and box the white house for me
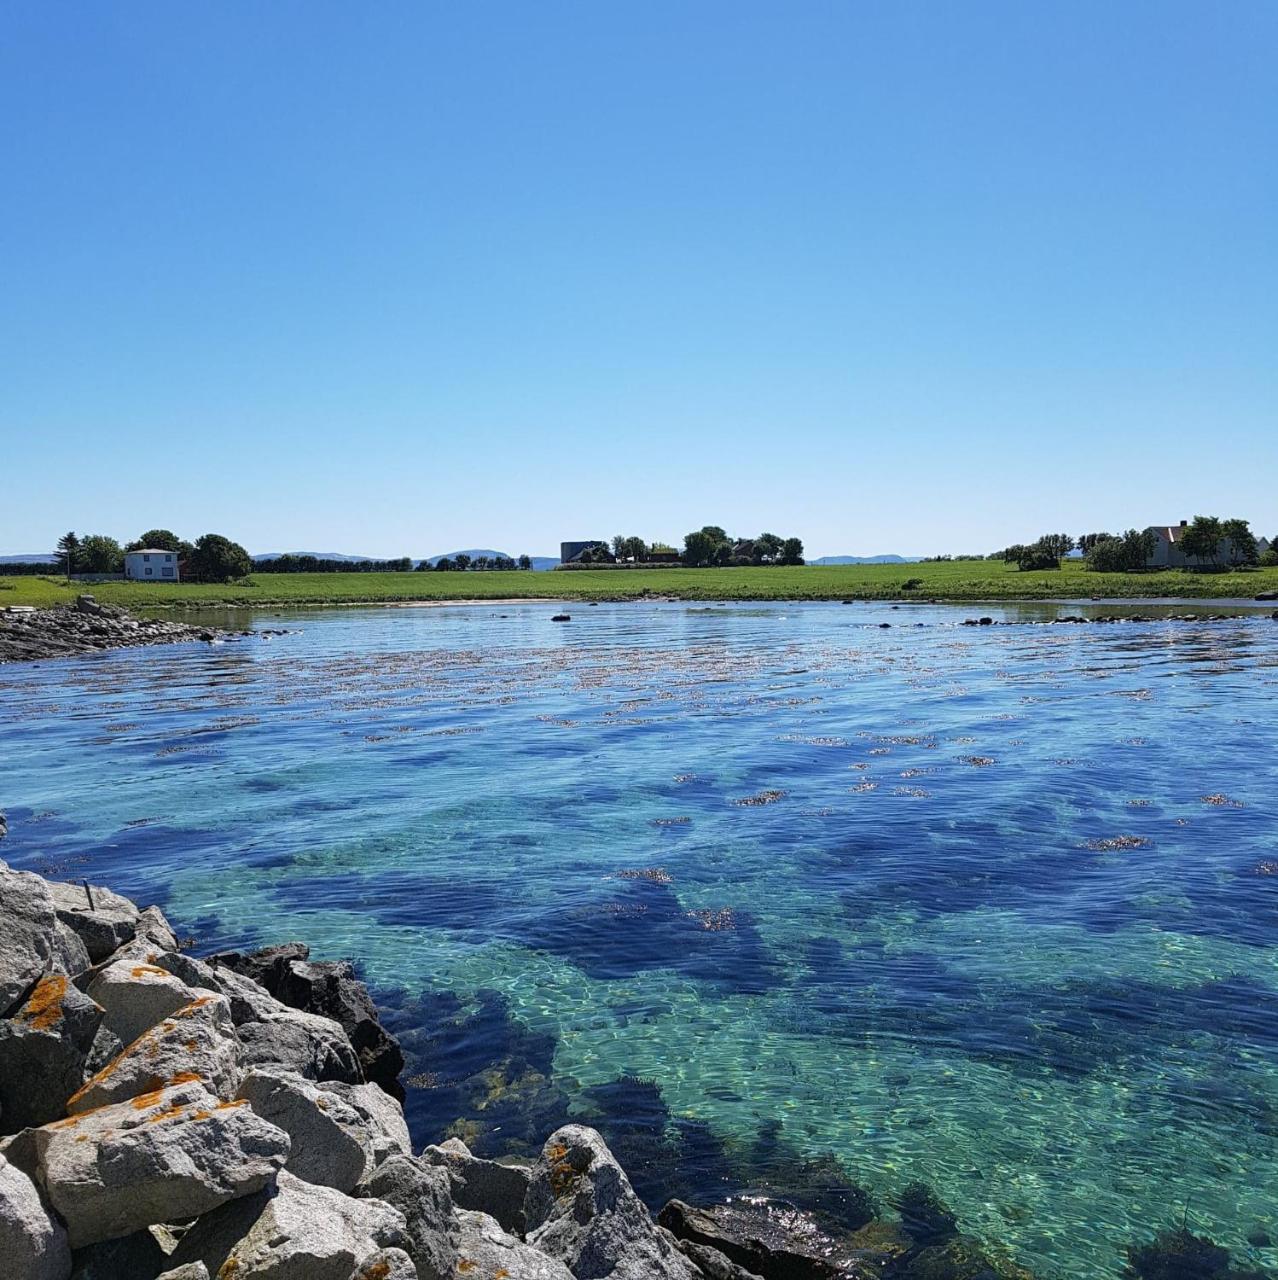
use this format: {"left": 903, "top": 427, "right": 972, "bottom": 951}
{"left": 124, "top": 549, "right": 180, "bottom": 582}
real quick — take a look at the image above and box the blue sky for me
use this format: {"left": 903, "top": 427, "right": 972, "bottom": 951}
{"left": 2, "top": 2, "right": 1275, "bottom": 558}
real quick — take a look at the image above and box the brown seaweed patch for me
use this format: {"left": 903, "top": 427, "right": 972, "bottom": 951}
{"left": 615, "top": 868, "right": 672, "bottom": 884}
{"left": 732, "top": 790, "right": 787, "bottom": 807}
{"left": 1084, "top": 836, "right": 1151, "bottom": 852}
{"left": 1201, "top": 794, "right": 1245, "bottom": 807}
{"left": 650, "top": 817, "right": 691, "bottom": 827}
{"left": 685, "top": 908, "right": 737, "bottom": 932}
{"left": 849, "top": 780, "right": 879, "bottom": 793}
{"left": 957, "top": 756, "right": 996, "bottom": 767}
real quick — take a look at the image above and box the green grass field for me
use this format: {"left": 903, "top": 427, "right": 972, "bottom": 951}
{"left": 4, "top": 560, "right": 1278, "bottom": 609}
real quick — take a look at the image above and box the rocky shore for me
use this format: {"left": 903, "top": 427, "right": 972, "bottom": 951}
{"left": 0, "top": 597, "right": 253, "bottom": 665}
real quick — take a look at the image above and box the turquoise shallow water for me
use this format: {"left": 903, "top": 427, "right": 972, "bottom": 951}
{"left": 3, "top": 601, "right": 1278, "bottom": 1277}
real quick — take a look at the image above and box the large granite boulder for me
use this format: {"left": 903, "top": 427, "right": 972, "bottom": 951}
{"left": 237, "top": 1069, "right": 375, "bottom": 1192}
{"left": 525, "top": 1125, "right": 702, "bottom": 1280}
{"left": 208, "top": 945, "right": 404, "bottom": 1095}
{"left": 422, "top": 1136, "right": 532, "bottom": 1235}
{"left": 357, "top": 1155, "right": 459, "bottom": 1280}
{"left": 322, "top": 1079, "right": 410, "bottom": 1163}
{"left": 0, "top": 1152, "right": 71, "bottom": 1280}
{"left": 46, "top": 881, "right": 142, "bottom": 964}
{"left": 85, "top": 958, "right": 205, "bottom": 1047}
{"left": 456, "top": 1208, "right": 575, "bottom": 1280}
{"left": 68, "top": 993, "right": 241, "bottom": 1113}
{"left": 166, "top": 1169, "right": 409, "bottom": 1280}
{"left": 158, "top": 953, "right": 363, "bottom": 1084}
{"left": 0, "top": 974, "right": 104, "bottom": 1131}
{"left": 0, "top": 862, "right": 69, "bottom": 1015}
{"left": 13, "top": 1079, "right": 290, "bottom": 1248}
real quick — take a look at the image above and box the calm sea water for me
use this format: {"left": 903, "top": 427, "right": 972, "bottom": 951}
{"left": 3, "top": 601, "right": 1277, "bottom": 1278}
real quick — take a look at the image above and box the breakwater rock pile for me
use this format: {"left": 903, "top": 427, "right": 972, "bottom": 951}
{"left": 0, "top": 596, "right": 260, "bottom": 665}
{"left": 0, "top": 861, "right": 1057, "bottom": 1280}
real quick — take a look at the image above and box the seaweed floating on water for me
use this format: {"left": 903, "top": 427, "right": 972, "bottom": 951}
{"left": 615, "top": 867, "right": 673, "bottom": 883}
{"left": 1202, "top": 794, "right": 1245, "bottom": 808}
{"left": 733, "top": 790, "right": 787, "bottom": 807}
{"left": 1084, "top": 836, "right": 1152, "bottom": 852}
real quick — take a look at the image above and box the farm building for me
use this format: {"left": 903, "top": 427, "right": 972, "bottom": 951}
{"left": 124, "top": 549, "right": 180, "bottom": 581}
{"left": 1144, "top": 521, "right": 1270, "bottom": 568}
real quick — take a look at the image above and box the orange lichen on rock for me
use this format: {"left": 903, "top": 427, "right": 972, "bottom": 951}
{"left": 217, "top": 1258, "right": 242, "bottom": 1278}
{"left": 131, "top": 965, "right": 169, "bottom": 978}
{"left": 145, "top": 1104, "right": 188, "bottom": 1124}
{"left": 357, "top": 1263, "right": 392, "bottom": 1280}
{"left": 458, "top": 1262, "right": 477, "bottom": 1274}
{"left": 19, "top": 975, "right": 68, "bottom": 1031}
{"left": 130, "top": 1088, "right": 168, "bottom": 1110}
{"left": 169, "top": 1071, "right": 201, "bottom": 1085}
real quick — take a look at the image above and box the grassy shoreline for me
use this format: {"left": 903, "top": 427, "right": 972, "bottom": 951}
{"left": 4, "top": 561, "right": 1278, "bottom": 609}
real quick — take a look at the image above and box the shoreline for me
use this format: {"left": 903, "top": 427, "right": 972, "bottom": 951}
{"left": 1, "top": 857, "right": 1050, "bottom": 1279}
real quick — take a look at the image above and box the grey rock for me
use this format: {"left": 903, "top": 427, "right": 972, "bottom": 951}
{"left": 0, "top": 974, "right": 105, "bottom": 1131}
{"left": 357, "top": 1155, "right": 459, "bottom": 1280}
{"left": 525, "top": 1125, "right": 701, "bottom": 1280}
{"left": 0, "top": 1153, "right": 71, "bottom": 1280}
{"left": 52, "top": 921, "right": 92, "bottom": 977}
{"left": 670, "top": 1234, "right": 767, "bottom": 1280}
{"left": 352, "top": 1247, "right": 417, "bottom": 1280}
{"left": 236, "top": 1069, "right": 371, "bottom": 1192}
{"left": 168, "top": 1169, "right": 409, "bottom": 1280}
{"left": 322, "top": 1080, "right": 410, "bottom": 1164}
{"left": 422, "top": 1138, "right": 532, "bottom": 1234}
{"left": 68, "top": 993, "right": 241, "bottom": 1113}
{"left": 156, "top": 1266, "right": 210, "bottom": 1280}
{"left": 207, "top": 946, "right": 403, "bottom": 1096}
{"left": 85, "top": 957, "right": 204, "bottom": 1046}
{"left": 84, "top": 1025, "right": 124, "bottom": 1077}
{"left": 183, "top": 959, "right": 363, "bottom": 1084}
{"left": 456, "top": 1209, "right": 575, "bottom": 1280}
{"left": 135, "top": 907, "right": 180, "bottom": 952}
{"left": 19, "top": 1080, "right": 290, "bottom": 1248}
{"left": 47, "top": 880, "right": 141, "bottom": 964}
{"left": 657, "top": 1198, "right": 861, "bottom": 1280}
{"left": 0, "top": 863, "right": 62, "bottom": 1015}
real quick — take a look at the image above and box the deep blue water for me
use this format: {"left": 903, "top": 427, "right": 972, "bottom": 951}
{"left": 3, "top": 601, "right": 1278, "bottom": 1278}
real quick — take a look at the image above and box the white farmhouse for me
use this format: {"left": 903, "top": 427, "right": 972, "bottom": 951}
{"left": 124, "top": 549, "right": 180, "bottom": 581}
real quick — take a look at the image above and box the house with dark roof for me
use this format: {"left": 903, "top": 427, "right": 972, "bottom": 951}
{"left": 1144, "top": 521, "right": 1270, "bottom": 568}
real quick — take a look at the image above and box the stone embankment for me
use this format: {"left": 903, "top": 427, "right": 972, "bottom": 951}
{"left": 0, "top": 596, "right": 267, "bottom": 665}
{"left": 1, "top": 860, "right": 1037, "bottom": 1279}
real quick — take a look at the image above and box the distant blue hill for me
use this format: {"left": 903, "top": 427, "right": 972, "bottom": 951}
{"left": 253, "top": 552, "right": 385, "bottom": 562}
{"left": 811, "top": 554, "right": 921, "bottom": 565}
{"left": 0, "top": 554, "right": 57, "bottom": 564}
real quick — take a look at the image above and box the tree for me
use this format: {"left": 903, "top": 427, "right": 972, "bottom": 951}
{"left": 1086, "top": 528, "right": 1157, "bottom": 573}
{"left": 186, "top": 533, "right": 252, "bottom": 583}
{"left": 55, "top": 532, "right": 80, "bottom": 576}
{"left": 1180, "top": 516, "right": 1224, "bottom": 569}
{"left": 453, "top": 554, "right": 472, "bottom": 571}
{"left": 518, "top": 554, "right": 532, "bottom": 571}
{"left": 1077, "top": 533, "right": 1113, "bottom": 554}
{"left": 755, "top": 533, "right": 784, "bottom": 564}
{"left": 1037, "top": 534, "right": 1075, "bottom": 565}
{"left": 78, "top": 534, "right": 124, "bottom": 574}
{"left": 779, "top": 537, "right": 805, "bottom": 566}
{"left": 126, "top": 529, "right": 191, "bottom": 557}
{"left": 434, "top": 557, "right": 454, "bottom": 571}
{"left": 682, "top": 530, "right": 718, "bottom": 567}
{"left": 1221, "top": 518, "right": 1258, "bottom": 567}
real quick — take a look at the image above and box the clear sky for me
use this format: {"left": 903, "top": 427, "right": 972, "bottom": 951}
{"left": 2, "top": 2, "right": 1275, "bottom": 559}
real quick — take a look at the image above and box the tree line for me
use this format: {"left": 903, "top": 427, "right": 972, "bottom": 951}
{"left": 680, "top": 527, "right": 804, "bottom": 568}
{"left": 48, "top": 530, "right": 252, "bottom": 582}
{"left": 426, "top": 555, "right": 533, "bottom": 571}
{"left": 994, "top": 517, "right": 1275, "bottom": 573}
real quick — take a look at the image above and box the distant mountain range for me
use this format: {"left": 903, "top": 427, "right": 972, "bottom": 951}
{"left": 0, "top": 554, "right": 57, "bottom": 564}
{"left": 252, "top": 552, "right": 384, "bottom": 563}
{"left": 810, "top": 554, "right": 921, "bottom": 565}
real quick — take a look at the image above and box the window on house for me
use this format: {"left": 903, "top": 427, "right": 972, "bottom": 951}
{"left": 143, "top": 554, "right": 151, "bottom": 562}
{"left": 162, "top": 568, "right": 174, "bottom": 577}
